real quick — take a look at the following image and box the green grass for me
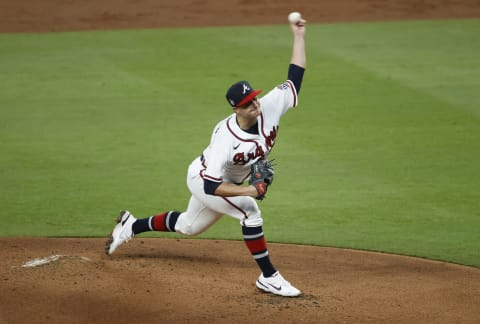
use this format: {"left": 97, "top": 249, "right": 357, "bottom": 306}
{"left": 1, "top": 19, "right": 479, "bottom": 267}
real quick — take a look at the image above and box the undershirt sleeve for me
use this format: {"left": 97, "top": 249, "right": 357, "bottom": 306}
{"left": 204, "top": 178, "right": 222, "bottom": 195}
{"left": 288, "top": 64, "right": 305, "bottom": 94}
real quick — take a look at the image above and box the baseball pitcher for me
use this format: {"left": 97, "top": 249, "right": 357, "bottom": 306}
{"left": 106, "top": 16, "right": 307, "bottom": 297}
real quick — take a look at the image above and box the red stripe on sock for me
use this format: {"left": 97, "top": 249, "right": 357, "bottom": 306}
{"left": 245, "top": 237, "right": 267, "bottom": 254}
{"left": 152, "top": 213, "right": 167, "bottom": 231}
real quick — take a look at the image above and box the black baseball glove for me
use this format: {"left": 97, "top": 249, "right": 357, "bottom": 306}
{"left": 249, "top": 159, "right": 274, "bottom": 200}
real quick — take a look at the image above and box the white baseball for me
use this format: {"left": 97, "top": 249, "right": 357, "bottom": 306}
{"left": 288, "top": 12, "right": 302, "bottom": 24}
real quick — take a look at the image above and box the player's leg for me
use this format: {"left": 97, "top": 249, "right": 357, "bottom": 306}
{"left": 182, "top": 159, "right": 277, "bottom": 277}
{"left": 220, "top": 196, "right": 301, "bottom": 296}
{"left": 131, "top": 194, "right": 223, "bottom": 236}
{"left": 105, "top": 158, "right": 223, "bottom": 254}
{"left": 214, "top": 195, "right": 277, "bottom": 277}
{"left": 197, "top": 194, "right": 300, "bottom": 296}
{"left": 105, "top": 196, "right": 221, "bottom": 255}
{"left": 186, "top": 171, "right": 301, "bottom": 296}
{"left": 128, "top": 158, "right": 225, "bottom": 237}
{"left": 186, "top": 170, "right": 278, "bottom": 282}
{"left": 178, "top": 190, "right": 280, "bottom": 282}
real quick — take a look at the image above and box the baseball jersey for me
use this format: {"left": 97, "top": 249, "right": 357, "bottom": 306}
{"left": 201, "top": 80, "right": 298, "bottom": 185}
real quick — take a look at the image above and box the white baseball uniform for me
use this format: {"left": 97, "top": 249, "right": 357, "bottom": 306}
{"left": 174, "top": 80, "right": 298, "bottom": 235}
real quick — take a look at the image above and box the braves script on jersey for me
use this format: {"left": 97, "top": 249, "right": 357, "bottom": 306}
{"left": 199, "top": 80, "right": 298, "bottom": 185}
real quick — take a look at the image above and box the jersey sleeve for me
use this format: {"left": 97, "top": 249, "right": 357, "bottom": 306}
{"left": 260, "top": 80, "right": 298, "bottom": 117}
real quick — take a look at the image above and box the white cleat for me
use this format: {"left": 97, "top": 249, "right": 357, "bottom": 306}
{"left": 256, "top": 271, "right": 301, "bottom": 297}
{"left": 105, "top": 210, "right": 137, "bottom": 255}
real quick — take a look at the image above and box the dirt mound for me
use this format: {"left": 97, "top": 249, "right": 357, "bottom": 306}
{"left": 1, "top": 237, "right": 480, "bottom": 323}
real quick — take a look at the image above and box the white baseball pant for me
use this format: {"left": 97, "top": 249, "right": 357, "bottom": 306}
{"left": 174, "top": 157, "right": 263, "bottom": 235}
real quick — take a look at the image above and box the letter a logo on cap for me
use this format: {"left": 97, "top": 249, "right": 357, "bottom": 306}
{"left": 242, "top": 83, "right": 250, "bottom": 94}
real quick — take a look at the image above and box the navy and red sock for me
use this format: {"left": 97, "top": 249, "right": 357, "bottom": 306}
{"left": 242, "top": 225, "right": 277, "bottom": 277}
{"left": 132, "top": 211, "right": 180, "bottom": 235}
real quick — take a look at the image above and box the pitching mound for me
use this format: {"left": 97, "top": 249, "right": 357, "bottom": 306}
{"left": 1, "top": 237, "right": 479, "bottom": 323}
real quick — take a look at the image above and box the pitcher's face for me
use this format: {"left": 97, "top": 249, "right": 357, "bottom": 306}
{"left": 235, "top": 97, "right": 261, "bottom": 119}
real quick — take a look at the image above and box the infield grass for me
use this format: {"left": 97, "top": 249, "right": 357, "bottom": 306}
{"left": 1, "top": 19, "right": 479, "bottom": 267}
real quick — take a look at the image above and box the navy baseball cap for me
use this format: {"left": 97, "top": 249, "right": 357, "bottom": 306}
{"left": 225, "top": 81, "right": 262, "bottom": 107}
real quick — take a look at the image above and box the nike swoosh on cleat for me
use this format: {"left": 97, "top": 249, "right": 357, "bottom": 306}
{"left": 267, "top": 283, "right": 282, "bottom": 291}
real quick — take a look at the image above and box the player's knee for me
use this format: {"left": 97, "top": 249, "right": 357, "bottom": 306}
{"left": 175, "top": 221, "right": 203, "bottom": 236}
{"left": 243, "top": 209, "right": 263, "bottom": 227}
{"left": 176, "top": 224, "right": 194, "bottom": 236}
{"left": 175, "top": 217, "right": 194, "bottom": 236}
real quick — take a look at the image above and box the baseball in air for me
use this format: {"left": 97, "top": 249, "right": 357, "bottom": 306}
{"left": 288, "top": 12, "right": 302, "bottom": 24}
